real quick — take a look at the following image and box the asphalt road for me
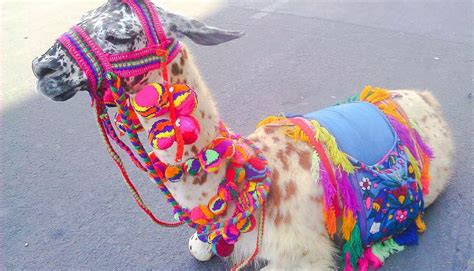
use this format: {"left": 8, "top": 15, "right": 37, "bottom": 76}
{"left": 1, "top": 1, "right": 472, "bottom": 270}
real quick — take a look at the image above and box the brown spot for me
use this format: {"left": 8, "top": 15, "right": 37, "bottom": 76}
{"left": 184, "top": 79, "right": 188, "bottom": 84}
{"left": 193, "top": 173, "right": 208, "bottom": 185}
{"left": 285, "top": 142, "right": 296, "bottom": 155}
{"left": 171, "top": 63, "right": 180, "bottom": 76}
{"left": 200, "top": 110, "right": 206, "bottom": 119}
{"left": 191, "top": 145, "right": 199, "bottom": 154}
{"left": 277, "top": 150, "right": 289, "bottom": 171}
{"left": 274, "top": 212, "right": 292, "bottom": 227}
{"left": 267, "top": 170, "right": 281, "bottom": 214}
{"left": 262, "top": 144, "right": 270, "bottom": 152}
{"left": 422, "top": 115, "right": 428, "bottom": 122}
{"left": 274, "top": 212, "right": 283, "bottom": 226}
{"left": 419, "top": 92, "right": 434, "bottom": 107}
{"left": 272, "top": 136, "right": 280, "bottom": 142}
{"left": 208, "top": 114, "right": 212, "bottom": 120}
{"left": 298, "top": 150, "right": 312, "bottom": 171}
{"left": 185, "top": 195, "right": 191, "bottom": 200}
{"left": 180, "top": 56, "right": 185, "bottom": 66}
{"left": 284, "top": 180, "right": 297, "bottom": 200}
{"left": 201, "top": 192, "right": 208, "bottom": 198}
{"left": 182, "top": 49, "right": 189, "bottom": 59}
{"left": 264, "top": 126, "right": 276, "bottom": 134}
{"left": 185, "top": 151, "right": 189, "bottom": 156}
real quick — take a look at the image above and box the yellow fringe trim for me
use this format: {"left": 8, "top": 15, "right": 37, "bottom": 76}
{"left": 415, "top": 214, "right": 426, "bottom": 233}
{"left": 360, "top": 86, "right": 408, "bottom": 126}
{"left": 404, "top": 146, "right": 422, "bottom": 186}
{"left": 285, "top": 120, "right": 355, "bottom": 173}
{"left": 341, "top": 209, "right": 357, "bottom": 241}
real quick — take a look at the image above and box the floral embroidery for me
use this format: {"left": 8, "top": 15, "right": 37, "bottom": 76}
{"left": 395, "top": 210, "right": 408, "bottom": 223}
{"left": 359, "top": 177, "right": 371, "bottom": 191}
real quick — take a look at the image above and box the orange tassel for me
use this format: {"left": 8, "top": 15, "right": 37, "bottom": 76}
{"left": 323, "top": 202, "right": 337, "bottom": 239}
{"left": 420, "top": 153, "right": 431, "bottom": 195}
{"left": 341, "top": 209, "right": 357, "bottom": 241}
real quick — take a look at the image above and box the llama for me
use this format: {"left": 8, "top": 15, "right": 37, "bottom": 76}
{"left": 32, "top": 0, "right": 454, "bottom": 270}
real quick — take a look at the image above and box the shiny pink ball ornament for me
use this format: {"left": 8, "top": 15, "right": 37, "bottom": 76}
{"left": 176, "top": 115, "right": 200, "bottom": 145}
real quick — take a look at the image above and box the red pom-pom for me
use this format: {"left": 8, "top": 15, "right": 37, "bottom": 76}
{"left": 214, "top": 237, "right": 234, "bottom": 257}
{"left": 177, "top": 115, "right": 200, "bottom": 145}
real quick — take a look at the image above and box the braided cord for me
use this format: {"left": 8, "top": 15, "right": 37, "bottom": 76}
{"left": 94, "top": 101, "right": 183, "bottom": 227}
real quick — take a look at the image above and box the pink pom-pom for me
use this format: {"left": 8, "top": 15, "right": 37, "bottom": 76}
{"left": 172, "top": 84, "right": 198, "bottom": 116}
{"left": 148, "top": 119, "right": 175, "bottom": 150}
{"left": 177, "top": 115, "right": 200, "bottom": 145}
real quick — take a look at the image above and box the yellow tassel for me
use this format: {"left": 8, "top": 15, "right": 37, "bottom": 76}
{"left": 341, "top": 209, "right": 357, "bottom": 241}
{"left": 309, "top": 120, "right": 355, "bottom": 173}
{"left": 404, "top": 146, "right": 422, "bottom": 184}
{"left": 415, "top": 214, "right": 426, "bottom": 233}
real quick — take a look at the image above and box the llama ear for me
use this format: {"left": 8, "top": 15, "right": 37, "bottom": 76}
{"left": 159, "top": 10, "right": 244, "bottom": 46}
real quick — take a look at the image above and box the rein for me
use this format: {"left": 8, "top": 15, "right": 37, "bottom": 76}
{"left": 58, "top": 0, "right": 269, "bottom": 268}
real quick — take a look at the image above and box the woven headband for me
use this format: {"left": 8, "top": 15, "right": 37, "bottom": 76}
{"left": 58, "top": 0, "right": 180, "bottom": 97}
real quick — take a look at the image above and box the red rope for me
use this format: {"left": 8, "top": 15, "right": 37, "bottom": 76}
{"left": 95, "top": 102, "right": 183, "bottom": 227}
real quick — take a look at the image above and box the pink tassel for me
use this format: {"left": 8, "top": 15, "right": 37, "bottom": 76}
{"left": 365, "top": 248, "right": 383, "bottom": 269}
{"left": 344, "top": 252, "right": 353, "bottom": 271}
{"left": 337, "top": 170, "right": 360, "bottom": 212}
{"left": 319, "top": 164, "right": 336, "bottom": 211}
{"left": 358, "top": 255, "right": 369, "bottom": 271}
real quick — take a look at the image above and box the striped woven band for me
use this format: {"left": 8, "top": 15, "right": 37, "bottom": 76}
{"left": 58, "top": 0, "right": 180, "bottom": 96}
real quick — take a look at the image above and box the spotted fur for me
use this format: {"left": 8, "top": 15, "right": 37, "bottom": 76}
{"left": 33, "top": 1, "right": 454, "bottom": 270}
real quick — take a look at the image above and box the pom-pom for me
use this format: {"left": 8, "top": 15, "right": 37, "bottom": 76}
{"left": 199, "top": 149, "right": 222, "bottom": 173}
{"left": 222, "top": 224, "right": 240, "bottom": 244}
{"left": 165, "top": 165, "right": 183, "bottom": 182}
{"left": 244, "top": 156, "right": 267, "bottom": 181}
{"left": 184, "top": 158, "right": 202, "bottom": 176}
{"left": 190, "top": 205, "right": 214, "bottom": 225}
{"left": 208, "top": 194, "right": 227, "bottom": 216}
{"left": 176, "top": 115, "right": 200, "bottom": 145}
{"left": 226, "top": 166, "right": 246, "bottom": 183}
{"left": 148, "top": 119, "right": 175, "bottom": 150}
{"left": 231, "top": 144, "right": 251, "bottom": 165}
{"left": 213, "top": 138, "right": 234, "bottom": 159}
{"left": 131, "top": 83, "right": 169, "bottom": 118}
{"left": 212, "top": 237, "right": 234, "bottom": 257}
{"left": 236, "top": 215, "right": 256, "bottom": 233}
{"left": 172, "top": 84, "right": 198, "bottom": 116}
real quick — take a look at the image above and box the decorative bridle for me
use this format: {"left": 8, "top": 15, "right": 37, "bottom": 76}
{"left": 58, "top": 0, "right": 270, "bottom": 269}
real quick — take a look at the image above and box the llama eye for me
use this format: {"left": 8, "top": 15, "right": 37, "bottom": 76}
{"left": 105, "top": 35, "right": 131, "bottom": 45}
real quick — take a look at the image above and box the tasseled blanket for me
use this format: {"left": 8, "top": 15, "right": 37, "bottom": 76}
{"left": 257, "top": 86, "right": 433, "bottom": 270}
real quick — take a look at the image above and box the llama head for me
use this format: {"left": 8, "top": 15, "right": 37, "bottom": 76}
{"left": 32, "top": 0, "right": 243, "bottom": 101}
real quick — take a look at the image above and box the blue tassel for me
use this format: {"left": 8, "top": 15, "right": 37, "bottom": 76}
{"left": 393, "top": 223, "right": 418, "bottom": 246}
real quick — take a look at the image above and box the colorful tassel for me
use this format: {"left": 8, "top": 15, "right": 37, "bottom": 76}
{"left": 342, "top": 223, "right": 363, "bottom": 269}
{"left": 415, "top": 214, "right": 426, "bottom": 232}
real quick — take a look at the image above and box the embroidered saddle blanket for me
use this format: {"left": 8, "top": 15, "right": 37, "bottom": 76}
{"left": 258, "top": 86, "right": 433, "bottom": 270}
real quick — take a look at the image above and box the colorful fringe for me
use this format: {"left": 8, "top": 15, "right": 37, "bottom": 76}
{"left": 259, "top": 86, "right": 433, "bottom": 270}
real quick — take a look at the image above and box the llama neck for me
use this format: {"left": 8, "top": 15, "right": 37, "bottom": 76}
{"left": 136, "top": 46, "right": 225, "bottom": 209}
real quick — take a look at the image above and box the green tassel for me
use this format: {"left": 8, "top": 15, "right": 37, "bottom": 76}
{"left": 371, "top": 238, "right": 405, "bottom": 262}
{"left": 341, "top": 223, "right": 363, "bottom": 268}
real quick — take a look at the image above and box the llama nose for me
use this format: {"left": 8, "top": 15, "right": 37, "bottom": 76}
{"left": 32, "top": 57, "right": 58, "bottom": 79}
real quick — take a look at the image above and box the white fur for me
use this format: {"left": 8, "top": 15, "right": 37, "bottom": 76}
{"left": 136, "top": 45, "right": 454, "bottom": 269}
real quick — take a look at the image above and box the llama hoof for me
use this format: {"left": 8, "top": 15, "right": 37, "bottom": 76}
{"left": 188, "top": 232, "right": 213, "bottom": 262}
